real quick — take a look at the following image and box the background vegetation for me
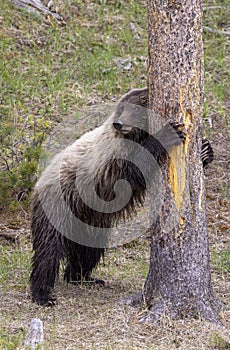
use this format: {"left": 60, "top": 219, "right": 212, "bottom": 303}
{"left": 0, "top": 0, "right": 229, "bottom": 349}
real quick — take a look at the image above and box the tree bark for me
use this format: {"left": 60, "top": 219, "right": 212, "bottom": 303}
{"left": 129, "top": 0, "right": 222, "bottom": 323}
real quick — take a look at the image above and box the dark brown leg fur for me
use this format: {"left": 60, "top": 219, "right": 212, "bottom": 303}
{"left": 30, "top": 223, "right": 65, "bottom": 306}
{"left": 30, "top": 198, "right": 104, "bottom": 305}
{"left": 64, "top": 240, "right": 104, "bottom": 285}
{"left": 201, "top": 138, "right": 214, "bottom": 167}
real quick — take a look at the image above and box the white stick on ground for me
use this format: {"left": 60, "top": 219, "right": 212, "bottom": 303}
{"left": 24, "top": 318, "right": 44, "bottom": 350}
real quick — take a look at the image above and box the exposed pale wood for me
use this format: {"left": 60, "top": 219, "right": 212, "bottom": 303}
{"left": 127, "top": 0, "right": 222, "bottom": 324}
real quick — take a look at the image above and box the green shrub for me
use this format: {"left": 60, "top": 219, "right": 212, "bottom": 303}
{"left": 0, "top": 115, "right": 53, "bottom": 210}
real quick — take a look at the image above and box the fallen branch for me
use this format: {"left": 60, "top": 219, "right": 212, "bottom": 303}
{"left": 203, "top": 6, "right": 222, "bottom": 11}
{"left": 9, "top": 0, "right": 66, "bottom": 26}
{"left": 0, "top": 231, "right": 20, "bottom": 242}
{"left": 203, "top": 26, "right": 230, "bottom": 36}
{"left": 24, "top": 318, "right": 44, "bottom": 350}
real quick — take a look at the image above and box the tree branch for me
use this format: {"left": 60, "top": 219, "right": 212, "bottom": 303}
{"left": 203, "top": 26, "right": 230, "bottom": 36}
{"left": 9, "top": 0, "right": 66, "bottom": 26}
{"left": 203, "top": 6, "right": 222, "bottom": 11}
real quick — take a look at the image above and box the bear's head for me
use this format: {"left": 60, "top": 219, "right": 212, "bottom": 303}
{"left": 112, "top": 88, "right": 149, "bottom": 142}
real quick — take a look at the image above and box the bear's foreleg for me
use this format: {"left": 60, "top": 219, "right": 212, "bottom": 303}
{"left": 139, "top": 122, "right": 186, "bottom": 168}
{"left": 201, "top": 138, "right": 214, "bottom": 167}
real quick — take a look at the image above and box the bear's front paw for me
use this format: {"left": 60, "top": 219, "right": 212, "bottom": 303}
{"left": 169, "top": 122, "right": 186, "bottom": 144}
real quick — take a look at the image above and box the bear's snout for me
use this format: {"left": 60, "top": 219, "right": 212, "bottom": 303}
{"left": 113, "top": 120, "right": 123, "bottom": 131}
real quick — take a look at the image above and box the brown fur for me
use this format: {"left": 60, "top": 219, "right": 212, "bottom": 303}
{"left": 30, "top": 88, "right": 211, "bottom": 306}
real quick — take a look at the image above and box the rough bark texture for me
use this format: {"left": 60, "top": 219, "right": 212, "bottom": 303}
{"left": 128, "top": 0, "right": 222, "bottom": 323}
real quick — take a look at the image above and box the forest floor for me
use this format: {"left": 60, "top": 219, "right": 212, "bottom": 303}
{"left": 0, "top": 0, "right": 229, "bottom": 349}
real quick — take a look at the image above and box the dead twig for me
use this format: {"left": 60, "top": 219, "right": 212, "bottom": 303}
{"left": 203, "top": 26, "right": 230, "bottom": 36}
{"left": 9, "top": 0, "right": 66, "bottom": 26}
{"left": 203, "top": 6, "right": 223, "bottom": 11}
{"left": 0, "top": 231, "right": 20, "bottom": 242}
{"left": 24, "top": 318, "right": 44, "bottom": 350}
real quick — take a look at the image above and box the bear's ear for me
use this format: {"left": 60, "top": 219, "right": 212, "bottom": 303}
{"left": 119, "top": 88, "right": 148, "bottom": 108}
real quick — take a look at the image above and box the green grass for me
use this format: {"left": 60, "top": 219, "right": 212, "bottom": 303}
{"left": 0, "top": 328, "right": 25, "bottom": 350}
{"left": 209, "top": 332, "right": 230, "bottom": 349}
{"left": 1, "top": 0, "right": 229, "bottom": 208}
{"left": 203, "top": 2, "right": 230, "bottom": 128}
{"left": 0, "top": 0, "right": 229, "bottom": 349}
{"left": 0, "top": 0, "right": 148, "bottom": 208}
{"left": 211, "top": 246, "right": 230, "bottom": 275}
{"left": 0, "top": 0, "right": 147, "bottom": 117}
{"left": 0, "top": 241, "right": 31, "bottom": 293}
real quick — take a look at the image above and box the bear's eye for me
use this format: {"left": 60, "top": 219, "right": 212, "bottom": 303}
{"left": 134, "top": 105, "right": 141, "bottom": 112}
{"left": 117, "top": 105, "right": 124, "bottom": 115}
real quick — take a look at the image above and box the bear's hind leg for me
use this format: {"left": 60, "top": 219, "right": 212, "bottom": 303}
{"left": 64, "top": 241, "right": 105, "bottom": 286}
{"left": 30, "top": 229, "right": 65, "bottom": 306}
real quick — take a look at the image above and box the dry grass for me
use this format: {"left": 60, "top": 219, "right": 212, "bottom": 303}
{"left": 0, "top": 220, "right": 229, "bottom": 349}
{"left": 0, "top": 0, "right": 230, "bottom": 349}
{"left": 0, "top": 253, "right": 229, "bottom": 349}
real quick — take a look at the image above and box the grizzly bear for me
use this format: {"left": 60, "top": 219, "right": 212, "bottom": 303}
{"left": 30, "top": 88, "right": 213, "bottom": 305}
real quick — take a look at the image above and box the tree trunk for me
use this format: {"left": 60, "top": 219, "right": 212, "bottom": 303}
{"left": 129, "top": 0, "right": 222, "bottom": 323}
